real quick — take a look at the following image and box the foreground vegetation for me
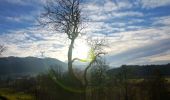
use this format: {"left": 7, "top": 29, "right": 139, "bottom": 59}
{"left": 1, "top": 64, "right": 170, "bottom": 100}
{"left": 0, "top": 88, "right": 34, "bottom": 100}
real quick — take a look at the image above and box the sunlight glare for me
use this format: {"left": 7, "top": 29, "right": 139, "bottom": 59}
{"left": 73, "top": 41, "right": 90, "bottom": 60}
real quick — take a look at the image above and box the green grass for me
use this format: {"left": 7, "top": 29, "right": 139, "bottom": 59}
{"left": 129, "top": 78, "right": 170, "bottom": 84}
{"left": 0, "top": 88, "right": 34, "bottom": 100}
{"left": 128, "top": 78, "right": 144, "bottom": 83}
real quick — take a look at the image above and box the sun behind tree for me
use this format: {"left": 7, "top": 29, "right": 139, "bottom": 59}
{"left": 73, "top": 40, "right": 90, "bottom": 60}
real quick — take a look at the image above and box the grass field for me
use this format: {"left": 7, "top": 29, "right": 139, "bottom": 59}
{"left": 0, "top": 88, "right": 34, "bottom": 100}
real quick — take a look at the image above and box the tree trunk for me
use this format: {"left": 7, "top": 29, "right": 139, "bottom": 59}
{"left": 68, "top": 39, "right": 75, "bottom": 80}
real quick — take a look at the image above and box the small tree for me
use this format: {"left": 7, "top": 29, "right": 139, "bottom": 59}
{"left": 83, "top": 37, "right": 107, "bottom": 86}
{"left": 71, "top": 37, "right": 107, "bottom": 100}
{"left": 84, "top": 38, "right": 107, "bottom": 100}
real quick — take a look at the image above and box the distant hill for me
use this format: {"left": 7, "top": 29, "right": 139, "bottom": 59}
{"left": 1, "top": 57, "right": 170, "bottom": 79}
{"left": 108, "top": 63, "right": 170, "bottom": 78}
{"left": 0, "top": 57, "right": 67, "bottom": 78}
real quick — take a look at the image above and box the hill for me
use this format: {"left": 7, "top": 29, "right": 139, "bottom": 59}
{"left": 0, "top": 57, "right": 67, "bottom": 78}
{"left": 108, "top": 63, "right": 170, "bottom": 78}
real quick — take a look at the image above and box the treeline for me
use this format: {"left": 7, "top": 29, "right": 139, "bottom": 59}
{"left": 109, "top": 63, "right": 170, "bottom": 78}
{"left": 1, "top": 63, "right": 170, "bottom": 100}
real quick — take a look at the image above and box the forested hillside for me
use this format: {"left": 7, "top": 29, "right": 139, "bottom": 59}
{"left": 0, "top": 57, "right": 67, "bottom": 77}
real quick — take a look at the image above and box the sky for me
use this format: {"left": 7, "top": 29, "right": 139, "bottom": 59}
{"left": 0, "top": 0, "right": 170, "bottom": 67}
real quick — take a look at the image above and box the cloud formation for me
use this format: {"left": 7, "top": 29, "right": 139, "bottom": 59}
{"left": 0, "top": 0, "right": 170, "bottom": 66}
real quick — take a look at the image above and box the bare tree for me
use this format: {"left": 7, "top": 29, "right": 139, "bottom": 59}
{"left": 0, "top": 45, "right": 6, "bottom": 56}
{"left": 84, "top": 37, "right": 107, "bottom": 86}
{"left": 39, "top": 0, "right": 83, "bottom": 82}
{"left": 82, "top": 38, "right": 107, "bottom": 100}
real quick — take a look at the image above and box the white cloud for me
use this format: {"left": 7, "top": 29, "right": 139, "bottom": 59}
{"left": 0, "top": 27, "right": 68, "bottom": 61}
{"left": 5, "top": 0, "right": 26, "bottom": 5}
{"left": 82, "top": 0, "right": 138, "bottom": 21}
{"left": 5, "top": 0, "right": 47, "bottom": 5}
{"left": 107, "top": 38, "right": 170, "bottom": 66}
{"left": 128, "top": 19, "right": 144, "bottom": 24}
{"left": 148, "top": 50, "right": 170, "bottom": 62}
{"left": 105, "top": 25, "right": 170, "bottom": 66}
{"left": 6, "top": 16, "right": 22, "bottom": 22}
{"left": 103, "top": 1, "right": 118, "bottom": 12}
{"left": 111, "top": 11, "right": 144, "bottom": 17}
{"left": 0, "top": 26, "right": 92, "bottom": 61}
{"left": 1, "top": 19, "right": 170, "bottom": 65}
{"left": 116, "top": 1, "right": 133, "bottom": 9}
{"left": 88, "top": 15, "right": 108, "bottom": 21}
{"left": 83, "top": 0, "right": 132, "bottom": 13}
{"left": 140, "top": 0, "right": 170, "bottom": 9}
{"left": 152, "top": 16, "right": 170, "bottom": 26}
{"left": 6, "top": 15, "right": 34, "bottom": 23}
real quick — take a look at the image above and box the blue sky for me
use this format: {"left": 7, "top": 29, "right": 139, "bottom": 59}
{"left": 0, "top": 0, "right": 170, "bottom": 67}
